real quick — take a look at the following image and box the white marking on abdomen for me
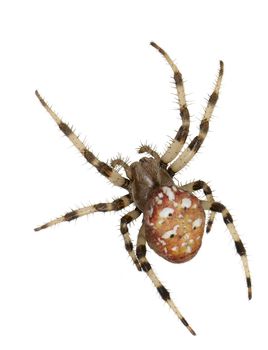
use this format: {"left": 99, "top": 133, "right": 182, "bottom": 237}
{"left": 162, "top": 224, "right": 179, "bottom": 239}
{"left": 159, "top": 207, "right": 174, "bottom": 218}
{"left": 186, "top": 246, "right": 192, "bottom": 253}
{"left": 181, "top": 198, "right": 192, "bottom": 208}
{"left": 192, "top": 218, "right": 202, "bottom": 229}
{"left": 162, "top": 186, "right": 175, "bottom": 201}
{"left": 157, "top": 238, "right": 166, "bottom": 246}
{"left": 156, "top": 198, "right": 163, "bottom": 205}
{"left": 183, "top": 233, "right": 190, "bottom": 240}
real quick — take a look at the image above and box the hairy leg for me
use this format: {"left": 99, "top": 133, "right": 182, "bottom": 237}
{"left": 201, "top": 200, "right": 252, "bottom": 300}
{"left": 120, "top": 208, "right": 142, "bottom": 271}
{"left": 110, "top": 157, "right": 132, "bottom": 179}
{"left": 137, "top": 145, "right": 161, "bottom": 162}
{"left": 168, "top": 61, "right": 224, "bottom": 176}
{"left": 35, "top": 194, "right": 132, "bottom": 231}
{"left": 150, "top": 42, "right": 190, "bottom": 166}
{"left": 136, "top": 224, "right": 196, "bottom": 335}
{"left": 35, "top": 91, "right": 129, "bottom": 189}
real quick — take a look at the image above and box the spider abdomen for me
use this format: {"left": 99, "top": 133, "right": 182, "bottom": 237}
{"left": 144, "top": 185, "right": 205, "bottom": 263}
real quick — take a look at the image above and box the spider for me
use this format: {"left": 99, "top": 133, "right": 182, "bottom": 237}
{"left": 35, "top": 42, "right": 252, "bottom": 335}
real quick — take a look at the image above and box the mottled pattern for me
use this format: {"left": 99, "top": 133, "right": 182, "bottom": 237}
{"left": 180, "top": 180, "right": 216, "bottom": 233}
{"left": 144, "top": 186, "right": 205, "bottom": 263}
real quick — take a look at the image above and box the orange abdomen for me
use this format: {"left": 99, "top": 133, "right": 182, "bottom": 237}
{"left": 144, "top": 185, "right": 205, "bottom": 263}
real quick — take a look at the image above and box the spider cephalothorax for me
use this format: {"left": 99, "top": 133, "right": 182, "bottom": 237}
{"left": 35, "top": 42, "right": 252, "bottom": 336}
{"left": 130, "top": 157, "right": 173, "bottom": 211}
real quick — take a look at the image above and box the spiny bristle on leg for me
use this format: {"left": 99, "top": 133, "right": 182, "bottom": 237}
{"left": 137, "top": 225, "right": 196, "bottom": 335}
{"left": 34, "top": 195, "right": 132, "bottom": 231}
{"left": 202, "top": 200, "right": 252, "bottom": 300}
{"left": 150, "top": 42, "right": 191, "bottom": 167}
{"left": 35, "top": 90, "right": 130, "bottom": 189}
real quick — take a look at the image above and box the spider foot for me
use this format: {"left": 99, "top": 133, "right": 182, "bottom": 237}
{"left": 188, "top": 326, "right": 196, "bottom": 336}
{"left": 247, "top": 278, "right": 252, "bottom": 300}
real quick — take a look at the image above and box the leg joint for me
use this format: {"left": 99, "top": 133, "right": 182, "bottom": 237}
{"left": 141, "top": 261, "right": 151, "bottom": 272}
{"left": 125, "top": 241, "right": 133, "bottom": 252}
{"left": 121, "top": 214, "right": 133, "bottom": 225}
{"left": 192, "top": 180, "right": 205, "bottom": 191}
{"left": 210, "top": 202, "right": 225, "bottom": 212}
{"left": 136, "top": 245, "right": 146, "bottom": 259}
{"left": 120, "top": 223, "right": 128, "bottom": 235}
{"left": 223, "top": 212, "right": 233, "bottom": 224}
{"left": 64, "top": 210, "right": 79, "bottom": 221}
{"left": 157, "top": 285, "right": 170, "bottom": 301}
{"left": 235, "top": 240, "right": 246, "bottom": 256}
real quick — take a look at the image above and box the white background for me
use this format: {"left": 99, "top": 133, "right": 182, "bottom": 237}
{"left": 0, "top": 1, "right": 267, "bottom": 349}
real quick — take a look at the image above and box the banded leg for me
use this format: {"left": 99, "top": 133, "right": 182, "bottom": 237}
{"left": 35, "top": 194, "right": 132, "bottom": 231}
{"left": 150, "top": 42, "right": 190, "bottom": 166}
{"left": 110, "top": 157, "right": 132, "bottom": 179}
{"left": 180, "top": 180, "right": 216, "bottom": 233}
{"left": 120, "top": 209, "right": 142, "bottom": 271}
{"left": 136, "top": 225, "right": 196, "bottom": 335}
{"left": 168, "top": 61, "right": 224, "bottom": 176}
{"left": 35, "top": 90, "right": 129, "bottom": 189}
{"left": 137, "top": 145, "right": 160, "bottom": 161}
{"left": 201, "top": 200, "right": 252, "bottom": 300}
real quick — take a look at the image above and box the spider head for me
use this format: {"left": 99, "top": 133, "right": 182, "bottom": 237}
{"left": 144, "top": 185, "right": 205, "bottom": 263}
{"left": 130, "top": 157, "right": 173, "bottom": 211}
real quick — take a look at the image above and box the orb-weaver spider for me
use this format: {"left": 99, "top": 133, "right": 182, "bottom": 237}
{"left": 35, "top": 42, "right": 252, "bottom": 335}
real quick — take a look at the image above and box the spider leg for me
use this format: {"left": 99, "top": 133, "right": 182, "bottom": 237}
{"left": 201, "top": 200, "right": 252, "bottom": 300}
{"left": 180, "top": 180, "right": 216, "bottom": 233}
{"left": 137, "top": 145, "right": 161, "bottom": 162}
{"left": 34, "top": 194, "right": 132, "bottom": 231}
{"left": 136, "top": 224, "right": 196, "bottom": 335}
{"left": 167, "top": 61, "right": 224, "bottom": 176}
{"left": 35, "top": 91, "right": 129, "bottom": 190}
{"left": 110, "top": 158, "right": 132, "bottom": 179}
{"left": 150, "top": 42, "right": 190, "bottom": 167}
{"left": 120, "top": 208, "right": 142, "bottom": 271}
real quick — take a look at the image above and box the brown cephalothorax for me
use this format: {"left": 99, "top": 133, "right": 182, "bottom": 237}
{"left": 130, "top": 157, "right": 174, "bottom": 211}
{"left": 35, "top": 42, "right": 252, "bottom": 336}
